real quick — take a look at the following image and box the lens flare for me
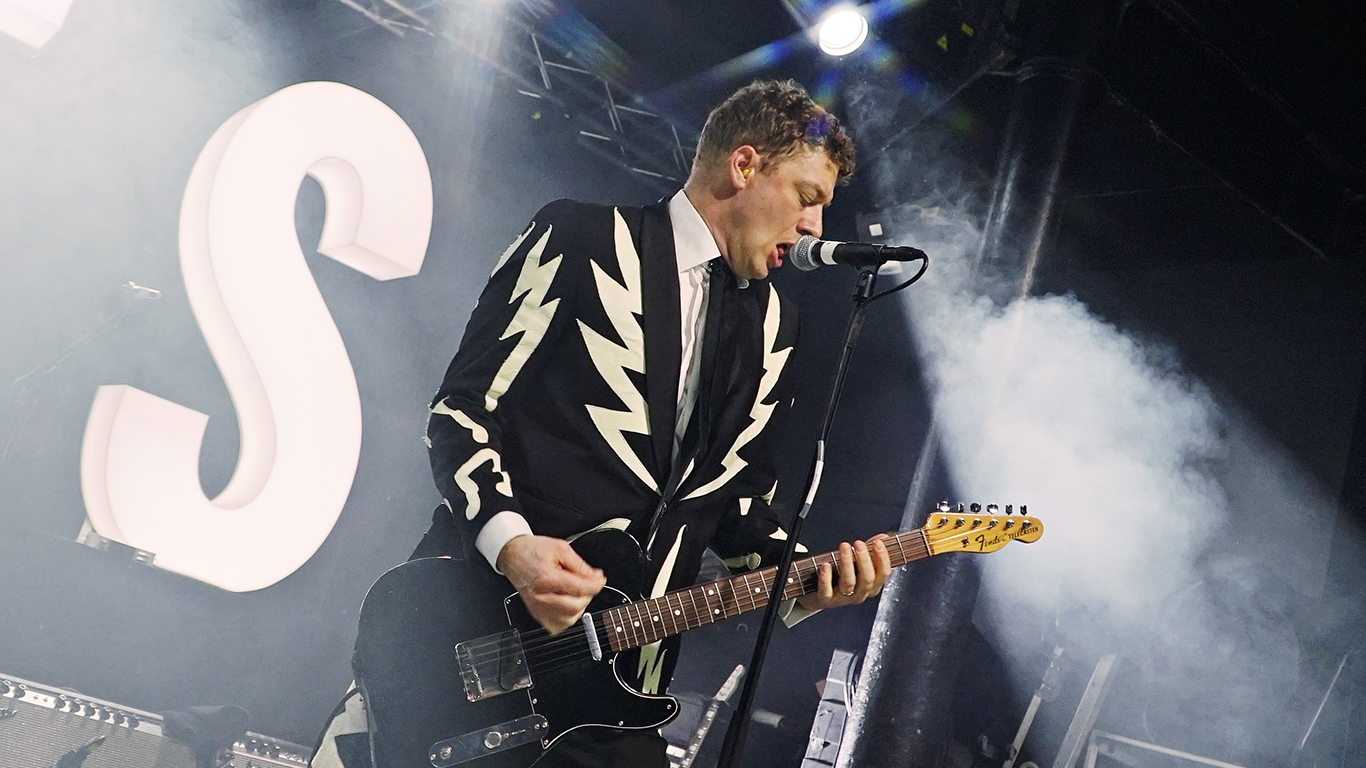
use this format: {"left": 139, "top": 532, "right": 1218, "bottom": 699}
{"left": 818, "top": 5, "right": 868, "bottom": 57}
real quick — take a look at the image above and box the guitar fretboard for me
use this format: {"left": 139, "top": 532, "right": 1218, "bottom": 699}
{"left": 596, "top": 529, "right": 931, "bottom": 653}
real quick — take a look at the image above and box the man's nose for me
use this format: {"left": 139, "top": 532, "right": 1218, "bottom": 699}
{"left": 799, "top": 208, "right": 823, "bottom": 239}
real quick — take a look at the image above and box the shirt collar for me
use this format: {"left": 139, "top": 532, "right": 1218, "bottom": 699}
{"left": 669, "top": 190, "right": 721, "bottom": 274}
{"left": 668, "top": 190, "right": 749, "bottom": 288}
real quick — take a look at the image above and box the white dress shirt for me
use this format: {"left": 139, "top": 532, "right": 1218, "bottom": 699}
{"left": 669, "top": 189, "right": 720, "bottom": 460}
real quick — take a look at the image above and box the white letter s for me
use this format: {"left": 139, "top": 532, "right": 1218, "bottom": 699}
{"left": 80, "top": 81, "right": 432, "bottom": 592}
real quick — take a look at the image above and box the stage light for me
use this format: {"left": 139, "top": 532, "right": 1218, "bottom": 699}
{"left": 818, "top": 5, "right": 868, "bottom": 57}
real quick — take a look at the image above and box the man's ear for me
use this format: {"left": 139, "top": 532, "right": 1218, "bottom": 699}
{"left": 729, "top": 145, "right": 760, "bottom": 189}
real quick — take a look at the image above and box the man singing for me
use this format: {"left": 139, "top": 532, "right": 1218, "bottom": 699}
{"left": 314, "top": 79, "right": 891, "bottom": 768}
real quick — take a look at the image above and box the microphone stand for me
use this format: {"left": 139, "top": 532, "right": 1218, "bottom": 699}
{"left": 716, "top": 263, "right": 888, "bottom": 768}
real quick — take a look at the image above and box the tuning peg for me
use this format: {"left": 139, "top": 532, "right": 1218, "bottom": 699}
{"left": 956, "top": 503, "right": 965, "bottom": 513}
{"left": 1020, "top": 505, "right": 1027, "bottom": 515}
{"left": 1005, "top": 505, "right": 1013, "bottom": 515}
{"left": 938, "top": 500, "right": 951, "bottom": 512}
{"left": 987, "top": 504, "right": 999, "bottom": 514}
{"left": 969, "top": 503, "right": 981, "bottom": 513}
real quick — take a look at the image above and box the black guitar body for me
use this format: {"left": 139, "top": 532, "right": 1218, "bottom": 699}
{"left": 354, "top": 530, "right": 679, "bottom": 768}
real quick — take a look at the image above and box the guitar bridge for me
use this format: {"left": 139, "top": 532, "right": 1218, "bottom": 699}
{"left": 454, "top": 630, "right": 532, "bottom": 702}
{"left": 429, "top": 714, "right": 548, "bottom": 767}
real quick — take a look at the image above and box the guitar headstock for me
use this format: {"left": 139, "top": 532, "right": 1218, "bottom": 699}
{"left": 921, "top": 502, "right": 1042, "bottom": 555}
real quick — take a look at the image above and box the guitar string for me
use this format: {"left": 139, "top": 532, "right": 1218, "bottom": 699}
{"left": 454, "top": 539, "right": 934, "bottom": 674}
{"left": 454, "top": 523, "right": 1021, "bottom": 670}
{"left": 452, "top": 536, "right": 933, "bottom": 667}
{"left": 471, "top": 539, "right": 938, "bottom": 680}
{"left": 464, "top": 524, "right": 1039, "bottom": 680}
{"left": 456, "top": 554, "right": 837, "bottom": 665}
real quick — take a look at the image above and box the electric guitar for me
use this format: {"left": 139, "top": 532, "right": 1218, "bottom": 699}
{"left": 353, "top": 505, "right": 1042, "bottom": 768}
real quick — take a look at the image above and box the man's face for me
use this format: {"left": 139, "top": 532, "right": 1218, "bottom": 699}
{"left": 722, "top": 147, "right": 839, "bottom": 281}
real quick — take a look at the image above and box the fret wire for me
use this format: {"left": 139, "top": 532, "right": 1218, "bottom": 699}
{"left": 602, "top": 607, "right": 617, "bottom": 653}
{"left": 647, "top": 595, "right": 662, "bottom": 640}
{"left": 641, "top": 598, "right": 655, "bottom": 644}
{"left": 640, "top": 597, "right": 654, "bottom": 640}
{"left": 667, "top": 592, "right": 682, "bottom": 635}
{"left": 602, "top": 529, "right": 949, "bottom": 654}
{"left": 616, "top": 606, "right": 629, "bottom": 652}
{"left": 629, "top": 602, "right": 646, "bottom": 647}
{"left": 604, "top": 606, "right": 618, "bottom": 651}
{"left": 678, "top": 588, "right": 692, "bottom": 632}
{"left": 619, "top": 603, "right": 633, "bottom": 649}
{"left": 634, "top": 601, "right": 647, "bottom": 647}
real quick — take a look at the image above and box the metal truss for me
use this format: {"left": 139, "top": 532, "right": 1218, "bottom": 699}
{"left": 329, "top": 0, "right": 699, "bottom": 194}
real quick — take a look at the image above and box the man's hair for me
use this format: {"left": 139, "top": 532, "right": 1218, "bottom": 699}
{"left": 694, "top": 80, "right": 855, "bottom": 184}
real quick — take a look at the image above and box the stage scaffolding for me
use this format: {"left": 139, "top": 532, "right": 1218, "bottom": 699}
{"left": 330, "top": 0, "right": 698, "bottom": 194}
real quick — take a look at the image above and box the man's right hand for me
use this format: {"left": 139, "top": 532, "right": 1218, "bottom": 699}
{"left": 497, "top": 534, "right": 607, "bottom": 635}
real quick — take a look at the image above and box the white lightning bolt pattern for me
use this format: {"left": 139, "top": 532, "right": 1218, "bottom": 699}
{"left": 431, "top": 401, "right": 513, "bottom": 519}
{"left": 579, "top": 210, "right": 658, "bottom": 492}
{"left": 685, "top": 284, "right": 791, "bottom": 499}
{"left": 637, "top": 525, "right": 686, "bottom": 694}
{"left": 485, "top": 226, "right": 561, "bottom": 412}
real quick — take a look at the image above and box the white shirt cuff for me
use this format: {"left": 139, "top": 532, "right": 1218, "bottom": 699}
{"left": 779, "top": 598, "right": 820, "bottom": 628}
{"left": 474, "top": 511, "right": 534, "bottom": 573}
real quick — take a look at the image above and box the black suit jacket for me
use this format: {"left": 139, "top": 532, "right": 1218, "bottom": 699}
{"left": 423, "top": 197, "right": 801, "bottom": 693}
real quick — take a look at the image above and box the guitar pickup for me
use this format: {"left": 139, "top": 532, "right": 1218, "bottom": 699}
{"left": 454, "top": 630, "right": 532, "bottom": 702}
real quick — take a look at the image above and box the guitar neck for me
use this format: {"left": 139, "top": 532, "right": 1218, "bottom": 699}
{"left": 596, "top": 530, "right": 930, "bottom": 654}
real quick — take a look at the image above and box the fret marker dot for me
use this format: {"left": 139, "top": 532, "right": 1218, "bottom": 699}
{"left": 616, "top": 627, "right": 623, "bottom": 632}
{"left": 714, "top": 609, "right": 720, "bottom": 614}
{"left": 674, "top": 610, "right": 680, "bottom": 615}
{"left": 754, "top": 587, "right": 761, "bottom": 593}
{"left": 633, "top": 621, "right": 640, "bottom": 627}
{"left": 653, "top": 616, "right": 659, "bottom": 622}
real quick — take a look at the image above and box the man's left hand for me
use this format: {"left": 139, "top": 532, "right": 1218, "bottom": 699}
{"left": 795, "top": 535, "right": 892, "bottom": 612}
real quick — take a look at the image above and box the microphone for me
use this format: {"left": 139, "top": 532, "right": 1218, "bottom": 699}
{"left": 788, "top": 235, "right": 927, "bottom": 271}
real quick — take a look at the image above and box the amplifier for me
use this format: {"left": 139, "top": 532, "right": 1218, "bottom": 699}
{"left": 0, "top": 673, "right": 310, "bottom": 768}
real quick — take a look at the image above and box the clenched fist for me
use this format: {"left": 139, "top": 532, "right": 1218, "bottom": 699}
{"left": 497, "top": 535, "right": 607, "bottom": 635}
